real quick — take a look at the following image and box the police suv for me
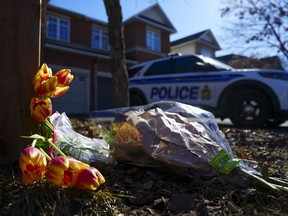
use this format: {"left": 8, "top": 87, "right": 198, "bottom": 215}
{"left": 128, "top": 54, "right": 288, "bottom": 128}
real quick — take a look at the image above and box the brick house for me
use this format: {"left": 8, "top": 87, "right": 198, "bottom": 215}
{"left": 44, "top": 3, "right": 176, "bottom": 114}
{"left": 170, "top": 29, "right": 221, "bottom": 58}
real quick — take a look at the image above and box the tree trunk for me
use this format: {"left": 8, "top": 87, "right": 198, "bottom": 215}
{"left": 0, "top": 1, "right": 42, "bottom": 164}
{"left": 104, "top": 0, "right": 129, "bottom": 108}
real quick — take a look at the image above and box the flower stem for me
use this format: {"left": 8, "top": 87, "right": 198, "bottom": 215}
{"left": 31, "top": 139, "right": 37, "bottom": 147}
{"left": 238, "top": 168, "right": 282, "bottom": 195}
{"left": 47, "top": 138, "right": 66, "bottom": 157}
{"left": 44, "top": 118, "right": 54, "bottom": 132}
{"left": 40, "top": 148, "right": 52, "bottom": 161}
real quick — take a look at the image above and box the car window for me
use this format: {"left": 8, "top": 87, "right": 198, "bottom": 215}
{"left": 144, "top": 60, "right": 173, "bottom": 76}
{"left": 174, "top": 56, "right": 217, "bottom": 73}
{"left": 202, "top": 56, "right": 234, "bottom": 70}
{"left": 128, "top": 65, "right": 144, "bottom": 78}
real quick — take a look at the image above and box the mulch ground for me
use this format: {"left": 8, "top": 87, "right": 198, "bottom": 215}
{"left": 0, "top": 119, "right": 288, "bottom": 215}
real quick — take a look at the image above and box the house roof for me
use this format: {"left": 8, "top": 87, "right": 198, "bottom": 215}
{"left": 170, "top": 29, "right": 221, "bottom": 50}
{"left": 48, "top": 3, "right": 176, "bottom": 34}
{"left": 124, "top": 3, "right": 177, "bottom": 33}
{"left": 217, "top": 54, "right": 248, "bottom": 63}
{"left": 48, "top": 4, "right": 107, "bottom": 26}
{"left": 217, "top": 54, "right": 284, "bottom": 70}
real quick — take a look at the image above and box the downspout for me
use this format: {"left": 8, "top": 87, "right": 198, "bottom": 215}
{"left": 90, "top": 57, "right": 98, "bottom": 111}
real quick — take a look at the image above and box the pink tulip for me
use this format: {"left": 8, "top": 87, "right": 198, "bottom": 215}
{"left": 46, "top": 156, "right": 89, "bottom": 187}
{"left": 19, "top": 146, "right": 47, "bottom": 185}
{"left": 74, "top": 167, "right": 105, "bottom": 190}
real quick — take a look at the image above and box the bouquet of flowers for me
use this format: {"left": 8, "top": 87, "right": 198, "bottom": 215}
{"left": 109, "top": 101, "right": 288, "bottom": 196}
{"left": 19, "top": 63, "right": 105, "bottom": 190}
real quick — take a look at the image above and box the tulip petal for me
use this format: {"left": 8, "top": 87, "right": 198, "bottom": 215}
{"left": 51, "top": 86, "right": 69, "bottom": 98}
{"left": 74, "top": 167, "right": 105, "bottom": 190}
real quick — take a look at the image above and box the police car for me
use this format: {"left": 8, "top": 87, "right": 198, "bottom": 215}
{"left": 128, "top": 54, "right": 288, "bottom": 128}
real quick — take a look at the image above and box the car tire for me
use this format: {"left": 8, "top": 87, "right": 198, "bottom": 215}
{"left": 228, "top": 89, "right": 271, "bottom": 128}
{"left": 267, "top": 119, "right": 286, "bottom": 127}
{"left": 130, "top": 92, "right": 146, "bottom": 106}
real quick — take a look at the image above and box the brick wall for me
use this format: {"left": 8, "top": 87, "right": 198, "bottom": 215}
{"left": 70, "top": 17, "right": 92, "bottom": 46}
{"left": 45, "top": 49, "right": 93, "bottom": 69}
{"left": 124, "top": 21, "right": 146, "bottom": 49}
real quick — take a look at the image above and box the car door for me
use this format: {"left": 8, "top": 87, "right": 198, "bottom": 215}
{"left": 140, "top": 59, "right": 176, "bottom": 103}
{"left": 172, "top": 56, "right": 217, "bottom": 107}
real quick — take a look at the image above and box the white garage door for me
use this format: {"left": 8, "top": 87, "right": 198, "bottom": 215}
{"left": 51, "top": 66, "right": 90, "bottom": 114}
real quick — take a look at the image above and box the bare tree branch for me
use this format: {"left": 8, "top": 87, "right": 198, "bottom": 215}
{"left": 220, "top": 0, "right": 288, "bottom": 62}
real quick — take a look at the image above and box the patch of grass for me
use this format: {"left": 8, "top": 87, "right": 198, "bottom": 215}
{"left": 0, "top": 164, "right": 123, "bottom": 216}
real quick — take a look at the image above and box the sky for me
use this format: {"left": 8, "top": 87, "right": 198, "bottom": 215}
{"left": 49, "top": 0, "right": 230, "bottom": 56}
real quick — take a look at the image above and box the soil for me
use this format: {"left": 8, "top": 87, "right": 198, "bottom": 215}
{"left": 1, "top": 119, "right": 288, "bottom": 216}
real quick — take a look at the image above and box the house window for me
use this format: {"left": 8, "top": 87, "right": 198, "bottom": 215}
{"left": 47, "top": 15, "right": 70, "bottom": 42}
{"left": 200, "top": 47, "right": 213, "bottom": 57}
{"left": 146, "top": 29, "right": 160, "bottom": 52}
{"left": 92, "top": 28, "right": 109, "bottom": 50}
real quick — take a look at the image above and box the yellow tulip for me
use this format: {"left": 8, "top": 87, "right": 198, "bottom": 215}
{"left": 50, "top": 86, "right": 70, "bottom": 98}
{"left": 74, "top": 167, "right": 105, "bottom": 190}
{"left": 46, "top": 156, "right": 89, "bottom": 187}
{"left": 32, "top": 64, "right": 58, "bottom": 97}
{"left": 19, "top": 146, "right": 47, "bottom": 185}
{"left": 30, "top": 97, "right": 52, "bottom": 122}
{"left": 55, "top": 69, "right": 74, "bottom": 87}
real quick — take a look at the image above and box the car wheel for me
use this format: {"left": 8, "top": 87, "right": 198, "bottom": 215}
{"left": 228, "top": 89, "right": 271, "bottom": 128}
{"left": 267, "top": 119, "right": 287, "bottom": 127}
{"left": 130, "top": 93, "right": 146, "bottom": 106}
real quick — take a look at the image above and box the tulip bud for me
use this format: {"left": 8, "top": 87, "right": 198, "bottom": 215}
{"left": 30, "top": 97, "right": 52, "bottom": 122}
{"left": 19, "top": 146, "right": 47, "bottom": 185}
{"left": 74, "top": 167, "right": 105, "bottom": 190}
{"left": 33, "top": 63, "right": 52, "bottom": 79}
{"left": 32, "top": 64, "right": 58, "bottom": 97}
{"left": 46, "top": 156, "right": 89, "bottom": 187}
{"left": 55, "top": 69, "right": 74, "bottom": 87}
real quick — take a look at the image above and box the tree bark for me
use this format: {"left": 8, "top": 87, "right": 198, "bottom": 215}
{"left": 0, "top": 1, "right": 42, "bottom": 164}
{"left": 104, "top": 0, "right": 129, "bottom": 108}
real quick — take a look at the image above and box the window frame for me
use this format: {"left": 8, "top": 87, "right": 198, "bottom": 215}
{"left": 91, "top": 27, "right": 109, "bottom": 51}
{"left": 144, "top": 56, "right": 219, "bottom": 77}
{"left": 47, "top": 14, "right": 70, "bottom": 42}
{"left": 144, "top": 59, "right": 173, "bottom": 76}
{"left": 146, "top": 28, "right": 161, "bottom": 52}
{"left": 173, "top": 56, "right": 219, "bottom": 73}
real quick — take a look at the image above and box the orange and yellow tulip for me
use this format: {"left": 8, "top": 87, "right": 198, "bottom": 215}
{"left": 30, "top": 97, "right": 52, "bottom": 122}
{"left": 32, "top": 64, "right": 58, "bottom": 97}
{"left": 55, "top": 69, "right": 74, "bottom": 87}
{"left": 74, "top": 167, "right": 105, "bottom": 190}
{"left": 46, "top": 156, "right": 89, "bottom": 187}
{"left": 19, "top": 146, "right": 47, "bottom": 185}
{"left": 50, "top": 86, "right": 70, "bottom": 98}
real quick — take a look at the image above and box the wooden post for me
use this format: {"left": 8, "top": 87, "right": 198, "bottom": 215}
{"left": 0, "top": 1, "right": 42, "bottom": 164}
